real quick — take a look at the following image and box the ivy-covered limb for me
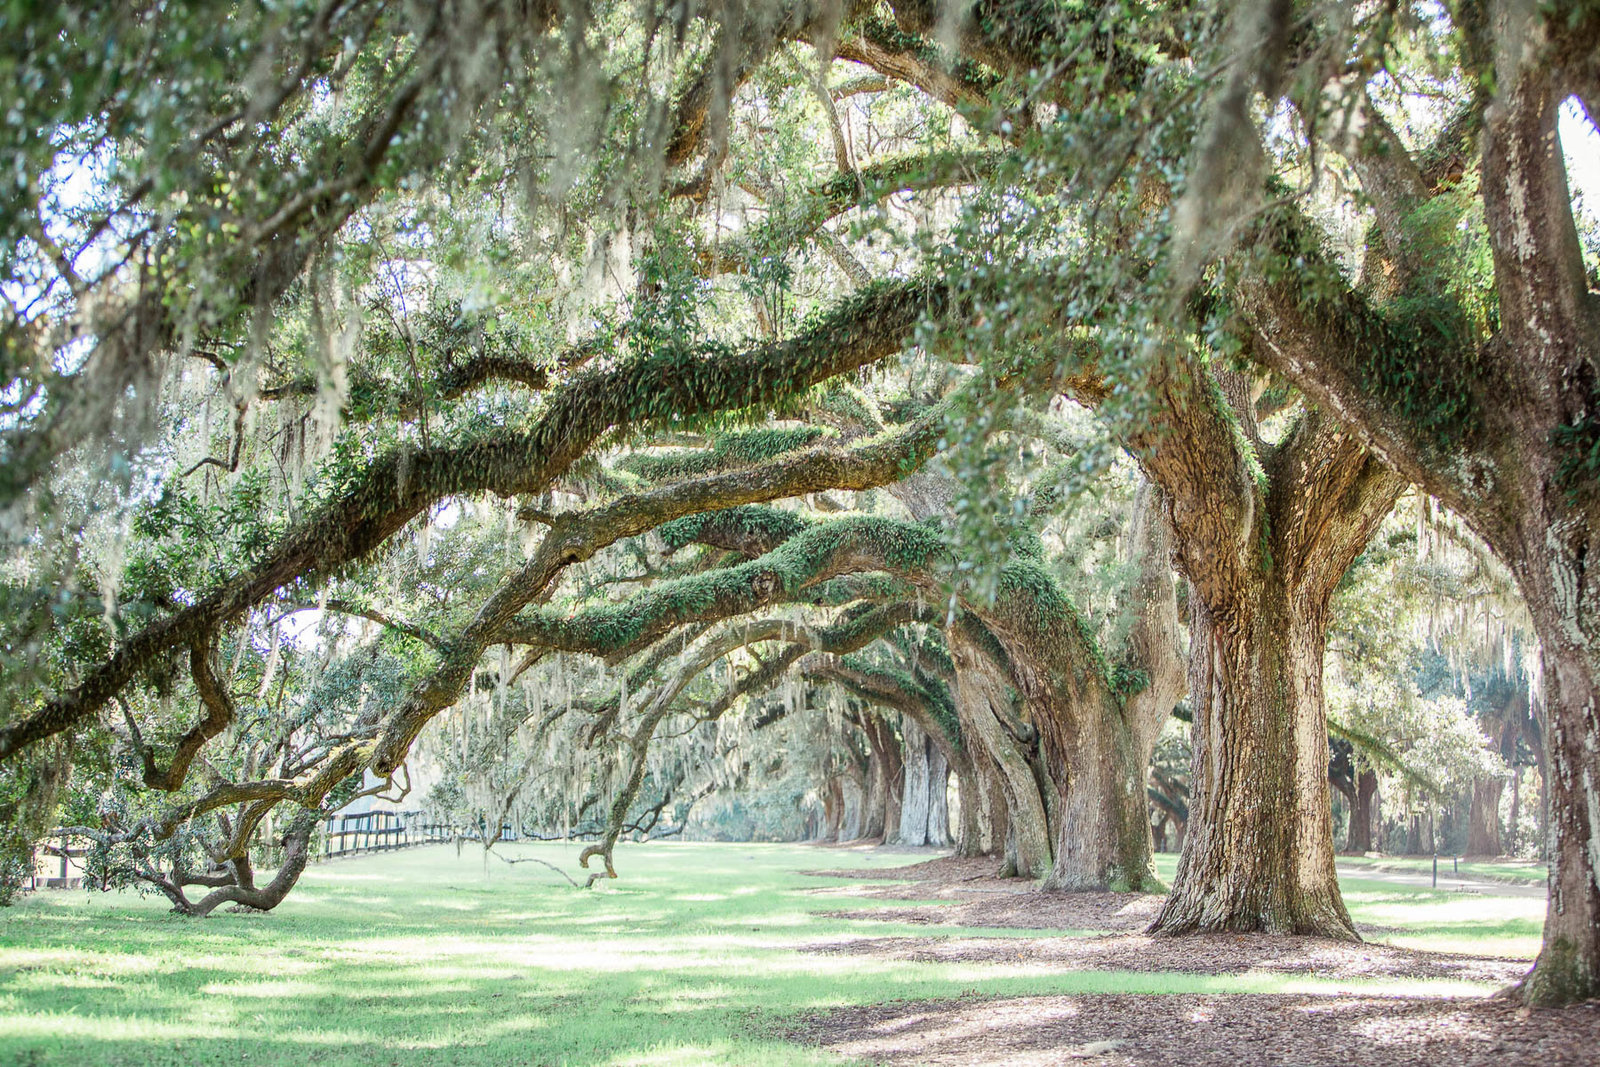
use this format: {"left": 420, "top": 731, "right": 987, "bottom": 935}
{"left": 1231, "top": 201, "right": 1488, "bottom": 478}
{"left": 659, "top": 505, "right": 813, "bottom": 557}
{"left": 496, "top": 516, "right": 949, "bottom": 661}
{"left": 1, "top": 276, "right": 943, "bottom": 765}
{"left": 367, "top": 394, "right": 958, "bottom": 775}
{"left": 618, "top": 427, "right": 830, "bottom": 483}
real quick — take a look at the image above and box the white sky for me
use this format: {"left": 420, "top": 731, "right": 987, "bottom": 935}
{"left": 1560, "top": 100, "right": 1600, "bottom": 220}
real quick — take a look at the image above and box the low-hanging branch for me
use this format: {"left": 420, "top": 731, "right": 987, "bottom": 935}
{"left": 368, "top": 387, "right": 961, "bottom": 774}
{"left": 122, "top": 637, "right": 237, "bottom": 793}
{"left": 1, "top": 277, "right": 943, "bottom": 764}
{"left": 79, "top": 396, "right": 960, "bottom": 850}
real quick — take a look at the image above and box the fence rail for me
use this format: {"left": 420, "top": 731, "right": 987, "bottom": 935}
{"left": 318, "top": 811, "right": 524, "bottom": 859}
{"left": 21, "top": 815, "right": 528, "bottom": 890}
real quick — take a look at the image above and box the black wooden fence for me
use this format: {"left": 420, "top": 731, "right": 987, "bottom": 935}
{"left": 319, "top": 810, "right": 525, "bottom": 858}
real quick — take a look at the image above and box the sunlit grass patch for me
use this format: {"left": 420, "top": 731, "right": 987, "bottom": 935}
{"left": 1335, "top": 854, "right": 1547, "bottom": 886}
{"left": 1341, "top": 884, "right": 1543, "bottom": 958}
{"left": 0, "top": 842, "right": 1544, "bottom": 1066}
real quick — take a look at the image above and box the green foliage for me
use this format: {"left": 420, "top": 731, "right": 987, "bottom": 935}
{"left": 1110, "top": 663, "right": 1150, "bottom": 695}
{"left": 620, "top": 427, "right": 829, "bottom": 481}
{"left": 1553, "top": 385, "right": 1600, "bottom": 504}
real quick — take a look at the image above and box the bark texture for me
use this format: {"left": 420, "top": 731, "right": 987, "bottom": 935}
{"left": 1230, "top": 0, "right": 1600, "bottom": 999}
{"left": 1135, "top": 380, "right": 1402, "bottom": 937}
{"left": 950, "top": 627, "right": 1053, "bottom": 878}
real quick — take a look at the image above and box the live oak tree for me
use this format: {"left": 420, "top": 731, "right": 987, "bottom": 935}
{"left": 1158, "top": 0, "right": 1600, "bottom": 1002}
{"left": 860, "top": 0, "right": 1599, "bottom": 999}
{"left": 4, "top": 0, "right": 1598, "bottom": 1010}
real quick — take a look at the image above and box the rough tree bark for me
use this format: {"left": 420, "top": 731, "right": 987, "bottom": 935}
{"left": 926, "top": 747, "right": 951, "bottom": 846}
{"left": 1232, "top": 0, "right": 1600, "bottom": 998}
{"left": 1131, "top": 372, "right": 1402, "bottom": 936}
{"left": 980, "top": 485, "right": 1183, "bottom": 893}
{"left": 950, "top": 627, "right": 1052, "bottom": 878}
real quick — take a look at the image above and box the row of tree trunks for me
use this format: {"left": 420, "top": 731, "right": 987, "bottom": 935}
{"left": 815, "top": 711, "right": 955, "bottom": 848}
{"left": 894, "top": 481, "right": 1185, "bottom": 889}
{"left": 819, "top": 770, "right": 865, "bottom": 843}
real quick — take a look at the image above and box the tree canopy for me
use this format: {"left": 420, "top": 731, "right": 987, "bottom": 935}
{"left": 1, "top": 0, "right": 1597, "bottom": 1007}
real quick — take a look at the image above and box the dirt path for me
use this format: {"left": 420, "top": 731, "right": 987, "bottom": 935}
{"left": 791, "top": 854, "right": 1599, "bottom": 1065}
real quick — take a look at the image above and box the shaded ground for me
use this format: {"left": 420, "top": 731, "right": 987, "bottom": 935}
{"left": 793, "top": 852, "right": 1596, "bottom": 1065}
{"left": 791, "top": 993, "right": 1600, "bottom": 1066}
{"left": 803, "top": 931, "right": 1528, "bottom": 984}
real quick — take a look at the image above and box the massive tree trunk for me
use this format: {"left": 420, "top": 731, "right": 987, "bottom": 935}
{"left": 991, "top": 483, "right": 1184, "bottom": 893}
{"left": 1040, "top": 702, "right": 1162, "bottom": 891}
{"left": 1135, "top": 384, "right": 1401, "bottom": 938}
{"left": 839, "top": 763, "right": 866, "bottom": 842}
{"left": 1346, "top": 769, "right": 1378, "bottom": 855}
{"left": 1155, "top": 592, "right": 1357, "bottom": 936}
{"left": 820, "top": 777, "right": 844, "bottom": 842}
{"left": 881, "top": 726, "right": 904, "bottom": 844}
{"left": 1517, "top": 586, "right": 1600, "bottom": 1004}
{"left": 860, "top": 741, "right": 888, "bottom": 842}
{"left": 950, "top": 628, "right": 1052, "bottom": 877}
{"left": 974, "top": 747, "right": 1009, "bottom": 856}
{"left": 1467, "top": 776, "right": 1506, "bottom": 857}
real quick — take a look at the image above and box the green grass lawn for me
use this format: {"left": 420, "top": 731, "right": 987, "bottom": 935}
{"left": 1151, "top": 853, "right": 1545, "bottom": 958}
{"left": 1333, "top": 853, "right": 1549, "bottom": 886}
{"left": 1, "top": 843, "right": 1542, "bottom": 1067}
